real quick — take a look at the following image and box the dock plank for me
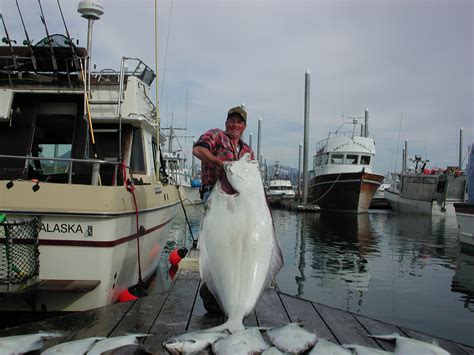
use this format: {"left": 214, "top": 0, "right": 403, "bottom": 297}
{"left": 254, "top": 286, "right": 290, "bottom": 327}
{"left": 143, "top": 267, "right": 200, "bottom": 353}
{"left": 279, "top": 293, "right": 336, "bottom": 342}
{"left": 109, "top": 292, "right": 169, "bottom": 337}
{"left": 353, "top": 314, "right": 401, "bottom": 351}
{"left": 187, "top": 283, "right": 225, "bottom": 332}
{"left": 312, "top": 302, "right": 381, "bottom": 348}
{"left": 243, "top": 311, "right": 258, "bottom": 327}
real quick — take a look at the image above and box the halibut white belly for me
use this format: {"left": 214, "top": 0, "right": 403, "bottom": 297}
{"left": 199, "top": 153, "right": 283, "bottom": 332}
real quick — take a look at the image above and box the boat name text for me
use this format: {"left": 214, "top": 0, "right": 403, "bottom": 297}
{"left": 40, "top": 223, "right": 84, "bottom": 234}
{"left": 333, "top": 141, "right": 372, "bottom": 152}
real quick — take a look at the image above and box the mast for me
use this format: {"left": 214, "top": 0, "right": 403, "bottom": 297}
{"left": 155, "top": 0, "right": 161, "bottom": 179}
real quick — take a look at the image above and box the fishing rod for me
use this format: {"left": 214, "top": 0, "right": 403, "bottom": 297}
{"left": 0, "top": 12, "right": 18, "bottom": 70}
{"left": 56, "top": 0, "right": 79, "bottom": 70}
{"left": 16, "top": 0, "right": 37, "bottom": 71}
{"left": 37, "top": 0, "right": 58, "bottom": 71}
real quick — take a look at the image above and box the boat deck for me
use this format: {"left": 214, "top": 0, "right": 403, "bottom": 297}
{"left": 0, "top": 249, "right": 473, "bottom": 354}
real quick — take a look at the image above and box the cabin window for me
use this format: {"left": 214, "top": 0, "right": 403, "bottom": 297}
{"left": 408, "top": 177, "right": 421, "bottom": 183}
{"left": 361, "top": 155, "right": 371, "bottom": 165}
{"left": 346, "top": 154, "right": 358, "bottom": 165}
{"left": 422, "top": 177, "right": 436, "bottom": 184}
{"left": 130, "top": 129, "right": 146, "bottom": 173}
{"left": 323, "top": 153, "right": 328, "bottom": 165}
{"left": 330, "top": 154, "right": 344, "bottom": 164}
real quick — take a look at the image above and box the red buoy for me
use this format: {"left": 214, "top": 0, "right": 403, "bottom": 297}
{"left": 118, "top": 288, "right": 139, "bottom": 302}
{"left": 168, "top": 247, "right": 188, "bottom": 267}
{"left": 168, "top": 265, "right": 178, "bottom": 280}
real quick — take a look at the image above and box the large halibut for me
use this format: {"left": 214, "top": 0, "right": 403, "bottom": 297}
{"left": 199, "top": 153, "right": 283, "bottom": 332}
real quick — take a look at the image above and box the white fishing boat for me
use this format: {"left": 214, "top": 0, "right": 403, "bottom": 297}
{"left": 266, "top": 179, "right": 296, "bottom": 206}
{"left": 265, "top": 162, "right": 296, "bottom": 206}
{"left": 0, "top": 2, "right": 179, "bottom": 312}
{"left": 308, "top": 112, "right": 384, "bottom": 213}
{"left": 454, "top": 143, "right": 473, "bottom": 247}
{"left": 385, "top": 156, "right": 467, "bottom": 217}
{"left": 161, "top": 127, "right": 202, "bottom": 206}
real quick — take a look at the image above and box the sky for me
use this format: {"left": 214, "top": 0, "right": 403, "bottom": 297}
{"left": 0, "top": 0, "right": 472, "bottom": 175}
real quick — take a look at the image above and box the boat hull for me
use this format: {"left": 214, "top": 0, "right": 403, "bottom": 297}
{"left": 0, "top": 182, "right": 179, "bottom": 311}
{"left": 454, "top": 203, "right": 474, "bottom": 246}
{"left": 308, "top": 172, "right": 383, "bottom": 213}
{"left": 385, "top": 189, "right": 458, "bottom": 216}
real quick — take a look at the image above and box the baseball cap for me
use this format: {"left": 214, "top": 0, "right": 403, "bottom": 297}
{"left": 227, "top": 106, "right": 247, "bottom": 122}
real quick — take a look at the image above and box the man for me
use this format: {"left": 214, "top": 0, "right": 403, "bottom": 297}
{"left": 192, "top": 105, "right": 255, "bottom": 313}
{"left": 193, "top": 105, "right": 255, "bottom": 204}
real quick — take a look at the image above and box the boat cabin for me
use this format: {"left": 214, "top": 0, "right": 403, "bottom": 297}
{"left": 0, "top": 35, "right": 160, "bottom": 187}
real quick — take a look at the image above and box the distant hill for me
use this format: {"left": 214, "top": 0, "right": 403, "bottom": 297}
{"left": 264, "top": 163, "right": 299, "bottom": 186}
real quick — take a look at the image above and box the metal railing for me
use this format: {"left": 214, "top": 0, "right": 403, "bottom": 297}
{"left": 0, "top": 154, "right": 125, "bottom": 186}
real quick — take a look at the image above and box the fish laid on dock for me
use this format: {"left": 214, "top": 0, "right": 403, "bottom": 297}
{"left": 0, "top": 331, "right": 63, "bottom": 354}
{"left": 369, "top": 333, "right": 450, "bottom": 355}
{"left": 266, "top": 322, "right": 318, "bottom": 353}
{"left": 343, "top": 344, "right": 393, "bottom": 354}
{"left": 41, "top": 336, "right": 104, "bottom": 354}
{"left": 308, "top": 338, "right": 352, "bottom": 354}
{"left": 86, "top": 334, "right": 150, "bottom": 355}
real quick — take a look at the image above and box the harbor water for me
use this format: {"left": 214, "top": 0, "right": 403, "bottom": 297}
{"left": 160, "top": 206, "right": 474, "bottom": 347}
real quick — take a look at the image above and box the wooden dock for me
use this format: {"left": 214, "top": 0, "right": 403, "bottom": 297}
{"left": 0, "top": 250, "right": 473, "bottom": 354}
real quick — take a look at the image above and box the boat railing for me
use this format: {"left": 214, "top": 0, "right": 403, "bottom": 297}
{"left": 315, "top": 129, "right": 373, "bottom": 153}
{"left": 0, "top": 154, "right": 133, "bottom": 187}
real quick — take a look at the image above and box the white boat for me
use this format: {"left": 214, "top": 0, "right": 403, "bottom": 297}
{"left": 265, "top": 162, "right": 296, "bottom": 206}
{"left": 385, "top": 156, "right": 467, "bottom": 217}
{"left": 308, "top": 114, "right": 384, "bottom": 213}
{"left": 0, "top": 3, "right": 179, "bottom": 311}
{"left": 161, "top": 126, "right": 202, "bottom": 206}
{"left": 162, "top": 150, "right": 202, "bottom": 206}
{"left": 266, "top": 179, "right": 296, "bottom": 206}
{"left": 454, "top": 143, "right": 473, "bottom": 247}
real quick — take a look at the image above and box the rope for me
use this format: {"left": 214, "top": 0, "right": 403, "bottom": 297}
{"left": 308, "top": 172, "right": 342, "bottom": 204}
{"left": 175, "top": 185, "right": 196, "bottom": 247}
{"left": 121, "top": 162, "right": 144, "bottom": 285}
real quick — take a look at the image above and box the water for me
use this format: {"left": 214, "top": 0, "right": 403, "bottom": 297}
{"left": 160, "top": 206, "right": 474, "bottom": 347}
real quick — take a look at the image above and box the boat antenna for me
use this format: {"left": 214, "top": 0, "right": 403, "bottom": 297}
{"left": 15, "top": 0, "right": 37, "bottom": 70}
{"left": 0, "top": 12, "right": 18, "bottom": 70}
{"left": 160, "top": 0, "right": 173, "bottom": 103}
{"left": 57, "top": 0, "right": 79, "bottom": 70}
{"left": 78, "top": 0, "right": 103, "bottom": 97}
{"left": 37, "top": 0, "right": 58, "bottom": 71}
{"left": 392, "top": 110, "right": 403, "bottom": 173}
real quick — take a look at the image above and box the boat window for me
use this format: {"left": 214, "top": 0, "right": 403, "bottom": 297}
{"left": 35, "top": 144, "right": 71, "bottom": 174}
{"left": 130, "top": 129, "right": 146, "bottom": 173}
{"left": 346, "top": 154, "right": 358, "bottom": 165}
{"left": 422, "top": 177, "right": 436, "bottom": 184}
{"left": 330, "top": 154, "right": 344, "bottom": 164}
{"left": 323, "top": 153, "right": 328, "bottom": 165}
{"left": 408, "top": 177, "right": 421, "bottom": 183}
{"left": 361, "top": 155, "right": 371, "bottom": 165}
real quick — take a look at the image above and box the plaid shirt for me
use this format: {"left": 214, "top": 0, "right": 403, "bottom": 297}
{"left": 194, "top": 128, "right": 254, "bottom": 192}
